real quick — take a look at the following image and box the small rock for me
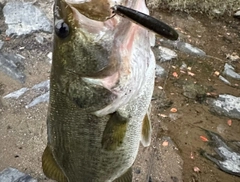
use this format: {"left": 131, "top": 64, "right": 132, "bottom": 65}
{"left": 179, "top": 42, "right": 206, "bottom": 56}
{"left": 212, "top": 9, "right": 224, "bottom": 16}
{"left": 0, "top": 40, "right": 4, "bottom": 50}
{"left": 25, "top": 91, "right": 49, "bottom": 108}
{"left": 0, "top": 167, "right": 37, "bottom": 182}
{"left": 210, "top": 94, "right": 240, "bottom": 119}
{"left": 219, "top": 75, "right": 231, "bottom": 85}
{"left": 32, "top": 79, "right": 50, "bottom": 91}
{"left": 3, "top": 2, "right": 52, "bottom": 37}
{"left": 135, "top": 169, "right": 141, "bottom": 174}
{"left": 169, "top": 113, "right": 182, "bottom": 121}
{"left": 201, "top": 130, "right": 240, "bottom": 177}
{"left": 223, "top": 63, "right": 240, "bottom": 80}
{"left": 157, "top": 46, "right": 177, "bottom": 62}
{"left": 183, "top": 82, "right": 206, "bottom": 101}
{"left": 233, "top": 9, "right": 240, "bottom": 18}
{"left": 226, "top": 52, "right": 240, "bottom": 62}
{"left": 4, "top": 87, "right": 29, "bottom": 99}
{"left": 47, "top": 52, "right": 52, "bottom": 64}
{"left": 155, "top": 64, "right": 166, "bottom": 77}
{"left": 4, "top": 79, "right": 50, "bottom": 108}
{"left": 0, "top": 53, "right": 26, "bottom": 83}
{"left": 180, "top": 62, "right": 187, "bottom": 71}
{"left": 35, "top": 34, "right": 44, "bottom": 44}
{"left": 159, "top": 39, "right": 206, "bottom": 57}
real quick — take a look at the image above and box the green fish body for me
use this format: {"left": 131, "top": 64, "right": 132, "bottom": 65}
{"left": 42, "top": 0, "right": 155, "bottom": 181}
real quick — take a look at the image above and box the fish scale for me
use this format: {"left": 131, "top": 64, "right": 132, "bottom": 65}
{"left": 48, "top": 89, "right": 149, "bottom": 181}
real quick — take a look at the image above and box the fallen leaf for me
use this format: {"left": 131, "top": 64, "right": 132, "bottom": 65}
{"left": 158, "top": 114, "right": 167, "bottom": 118}
{"left": 190, "top": 152, "right": 194, "bottom": 159}
{"left": 172, "top": 72, "right": 178, "bottom": 78}
{"left": 162, "top": 140, "right": 168, "bottom": 147}
{"left": 214, "top": 71, "right": 220, "bottom": 76}
{"left": 200, "top": 135, "right": 208, "bottom": 142}
{"left": 188, "top": 71, "right": 195, "bottom": 76}
{"left": 206, "top": 92, "right": 218, "bottom": 98}
{"left": 227, "top": 119, "right": 232, "bottom": 126}
{"left": 180, "top": 70, "right": 186, "bottom": 74}
{"left": 170, "top": 108, "right": 177, "bottom": 113}
{"left": 193, "top": 166, "right": 200, "bottom": 172}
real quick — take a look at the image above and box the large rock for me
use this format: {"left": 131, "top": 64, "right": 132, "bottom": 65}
{"left": 0, "top": 53, "right": 26, "bottom": 83}
{"left": 209, "top": 94, "right": 240, "bottom": 120}
{"left": 3, "top": 2, "right": 52, "bottom": 37}
{"left": 0, "top": 168, "right": 37, "bottom": 182}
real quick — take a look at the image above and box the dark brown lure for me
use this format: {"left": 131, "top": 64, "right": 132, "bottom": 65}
{"left": 110, "top": 5, "right": 179, "bottom": 41}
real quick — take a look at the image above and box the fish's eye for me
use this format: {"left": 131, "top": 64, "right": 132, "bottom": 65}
{"left": 55, "top": 20, "right": 69, "bottom": 38}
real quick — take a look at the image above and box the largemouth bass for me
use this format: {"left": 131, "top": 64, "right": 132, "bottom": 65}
{"left": 42, "top": 0, "right": 159, "bottom": 181}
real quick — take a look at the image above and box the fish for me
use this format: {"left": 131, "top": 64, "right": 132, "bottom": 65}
{"left": 110, "top": 5, "right": 179, "bottom": 40}
{"left": 42, "top": 0, "right": 157, "bottom": 181}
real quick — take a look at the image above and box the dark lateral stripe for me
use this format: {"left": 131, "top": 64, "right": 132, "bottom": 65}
{"left": 111, "top": 5, "right": 179, "bottom": 41}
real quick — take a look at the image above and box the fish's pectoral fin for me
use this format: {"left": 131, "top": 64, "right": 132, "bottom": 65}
{"left": 42, "top": 145, "right": 68, "bottom": 182}
{"left": 141, "top": 112, "right": 152, "bottom": 147}
{"left": 113, "top": 167, "right": 132, "bottom": 182}
{"left": 101, "top": 111, "right": 128, "bottom": 151}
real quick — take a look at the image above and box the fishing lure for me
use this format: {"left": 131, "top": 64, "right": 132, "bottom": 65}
{"left": 110, "top": 5, "right": 179, "bottom": 41}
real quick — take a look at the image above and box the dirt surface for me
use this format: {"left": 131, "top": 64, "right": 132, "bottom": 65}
{"left": 0, "top": 1, "right": 240, "bottom": 182}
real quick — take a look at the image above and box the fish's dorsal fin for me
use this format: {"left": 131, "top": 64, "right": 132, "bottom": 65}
{"left": 113, "top": 167, "right": 132, "bottom": 182}
{"left": 141, "top": 112, "right": 152, "bottom": 147}
{"left": 101, "top": 111, "right": 128, "bottom": 151}
{"left": 42, "top": 145, "right": 68, "bottom": 182}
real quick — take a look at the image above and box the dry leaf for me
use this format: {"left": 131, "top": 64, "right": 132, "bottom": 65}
{"left": 193, "top": 166, "right": 200, "bottom": 172}
{"left": 200, "top": 135, "right": 208, "bottom": 142}
{"left": 170, "top": 108, "right": 177, "bottom": 113}
{"left": 172, "top": 72, "right": 178, "bottom": 78}
{"left": 190, "top": 152, "right": 194, "bottom": 159}
{"left": 158, "top": 114, "right": 167, "bottom": 118}
{"left": 214, "top": 71, "right": 220, "bottom": 76}
{"left": 162, "top": 140, "right": 169, "bottom": 147}
{"left": 227, "top": 119, "right": 232, "bottom": 126}
{"left": 188, "top": 71, "right": 195, "bottom": 76}
{"left": 206, "top": 92, "right": 218, "bottom": 98}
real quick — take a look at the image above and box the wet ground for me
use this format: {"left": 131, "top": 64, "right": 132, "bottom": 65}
{"left": 0, "top": 1, "right": 240, "bottom": 182}
{"left": 147, "top": 10, "right": 240, "bottom": 182}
